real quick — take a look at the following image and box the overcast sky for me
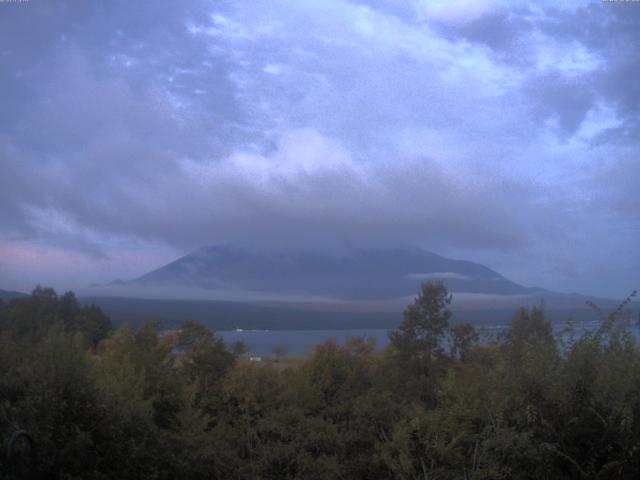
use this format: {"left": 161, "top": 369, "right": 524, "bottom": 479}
{"left": 1, "top": 0, "right": 638, "bottom": 297}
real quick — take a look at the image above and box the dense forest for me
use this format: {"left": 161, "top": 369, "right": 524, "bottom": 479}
{"left": 1, "top": 284, "right": 639, "bottom": 479}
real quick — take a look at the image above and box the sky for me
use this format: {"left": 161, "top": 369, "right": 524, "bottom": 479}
{"left": 0, "top": 0, "right": 638, "bottom": 298}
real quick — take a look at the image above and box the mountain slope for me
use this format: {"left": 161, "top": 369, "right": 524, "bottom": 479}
{"left": 132, "top": 246, "right": 543, "bottom": 301}
{"left": 0, "top": 289, "right": 29, "bottom": 302}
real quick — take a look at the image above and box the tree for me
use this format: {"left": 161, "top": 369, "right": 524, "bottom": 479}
{"left": 389, "top": 281, "right": 452, "bottom": 367}
{"left": 506, "top": 305, "right": 553, "bottom": 351}
{"left": 74, "top": 304, "right": 112, "bottom": 346}
{"left": 58, "top": 290, "right": 80, "bottom": 326}
{"left": 385, "top": 282, "right": 453, "bottom": 406}
{"left": 449, "top": 323, "right": 479, "bottom": 361}
{"left": 177, "top": 321, "right": 236, "bottom": 400}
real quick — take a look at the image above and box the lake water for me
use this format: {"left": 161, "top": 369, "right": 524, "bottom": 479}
{"left": 219, "top": 321, "right": 637, "bottom": 357}
{"left": 219, "top": 325, "right": 510, "bottom": 357}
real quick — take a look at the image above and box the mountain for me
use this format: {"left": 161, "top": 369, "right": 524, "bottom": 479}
{"left": 130, "top": 245, "right": 544, "bottom": 301}
{"left": 0, "top": 288, "right": 28, "bottom": 302}
{"left": 88, "top": 247, "right": 635, "bottom": 330}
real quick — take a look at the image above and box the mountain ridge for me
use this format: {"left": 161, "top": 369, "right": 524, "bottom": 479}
{"left": 130, "top": 245, "right": 546, "bottom": 301}
{"left": 0, "top": 288, "right": 29, "bottom": 301}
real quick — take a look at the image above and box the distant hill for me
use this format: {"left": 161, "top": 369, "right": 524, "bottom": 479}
{"left": 131, "top": 245, "right": 545, "bottom": 301}
{"left": 0, "top": 288, "right": 28, "bottom": 302}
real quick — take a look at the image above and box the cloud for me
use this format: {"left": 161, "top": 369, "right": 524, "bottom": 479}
{"left": 0, "top": 0, "right": 638, "bottom": 297}
{"left": 407, "top": 272, "right": 471, "bottom": 281}
{"left": 413, "top": 0, "right": 501, "bottom": 26}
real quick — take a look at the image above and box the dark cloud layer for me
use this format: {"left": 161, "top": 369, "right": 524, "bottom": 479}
{"left": 0, "top": 0, "right": 638, "bottom": 297}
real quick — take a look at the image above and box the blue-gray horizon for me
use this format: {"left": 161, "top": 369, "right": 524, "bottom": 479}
{"left": 0, "top": 0, "right": 638, "bottom": 298}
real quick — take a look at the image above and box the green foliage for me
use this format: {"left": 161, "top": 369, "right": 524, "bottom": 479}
{"left": 450, "top": 322, "right": 480, "bottom": 361}
{"left": 1, "top": 284, "right": 640, "bottom": 479}
{"left": 176, "top": 320, "right": 237, "bottom": 404}
{"left": 390, "top": 281, "right": 452, "bottom": 363}
{"left": 0, "top": 286, "right": 111, "bottom": 345}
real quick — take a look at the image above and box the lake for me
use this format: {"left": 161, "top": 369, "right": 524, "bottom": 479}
{"left": 219, "top": 320, "right": 637, "bottom": 357}
{"left": 219, "top": 325, "right": 509, "bottom": 357}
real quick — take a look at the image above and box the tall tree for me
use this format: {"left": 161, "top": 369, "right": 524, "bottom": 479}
{"left": 387, "top": 281, "right": 453, "bottom": 405}
{"left": 389, "top": 281, "right": 452, "bottom": 367}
